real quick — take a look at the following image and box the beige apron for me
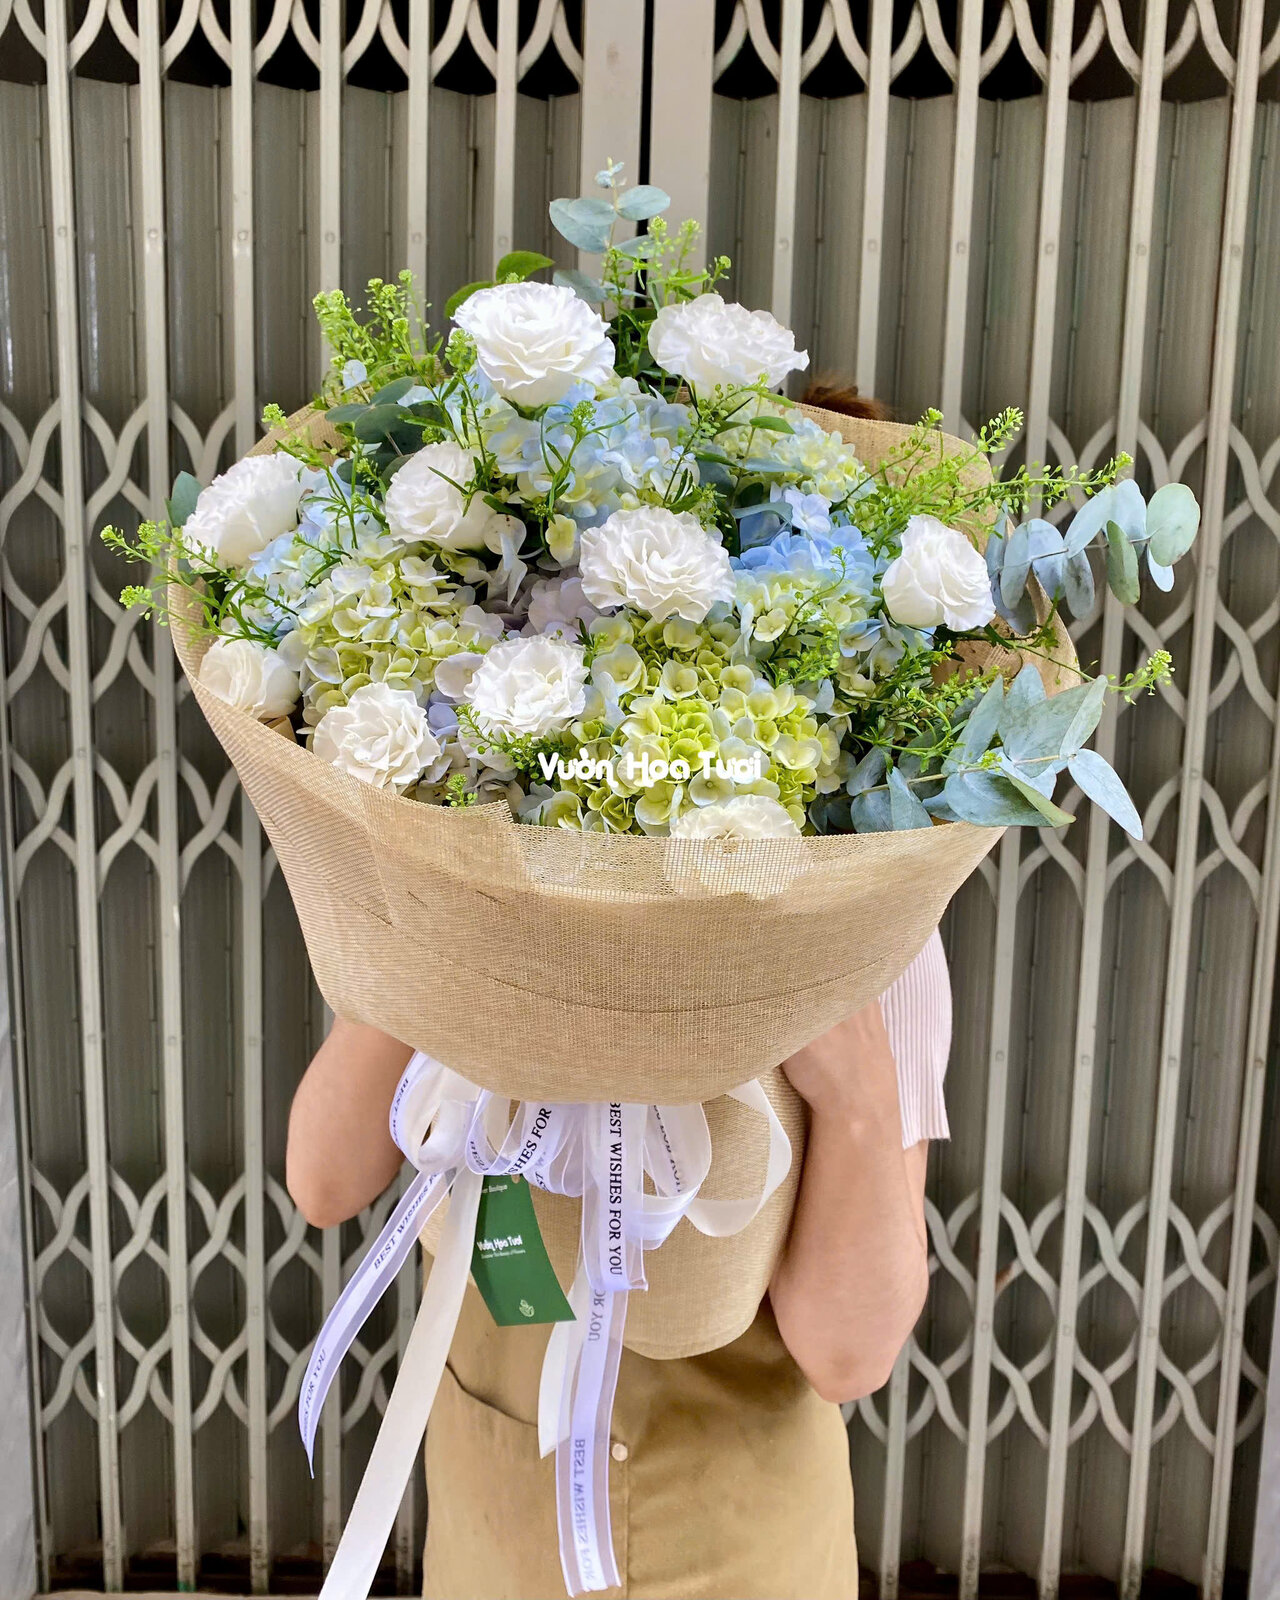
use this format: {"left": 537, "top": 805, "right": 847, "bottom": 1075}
{"left": 423, "top": 1281, "right": 857, "bottom": 1600}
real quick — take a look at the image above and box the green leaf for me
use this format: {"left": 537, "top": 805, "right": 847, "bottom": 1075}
{"left": 1068, "top": 748, "right": 1141, "bottom": 838}
{"left": 850, "top": 787, "right": 894, "bottom": 832}
{"left": 549, "top": 197, "right": 615, "bottom": 253}
{"left": 745, "top": 415, "right": 795, "bottom": 434}
{"left": 943, "top": 770, "right": 1047, "bottom": 827}
{"left": 553, "top": 268, "right": 607, "bottom": 306}
{"left": 952, "top": 677, "right": 1004, "bottom": 767}
{"left": 1145, "top": 481, "right": 1200, "bottom": 567}
{"left": 616, "top": 234, "right": 657, "bottom": 260}
{"left": 352, "top": 404, "right": 404, "bottom": 443}
{"left": 1003, "top": 769, "right": 1075, "bottom": 828}
{"left": 1105, "top": 519, "right": 1141, "bottom": 604}
{"left": 446, "top": 280, "right": 492, "bottom": 319}
{"left": 371, "top": 376, "right": 420, "bottom": 406}
{"left": 846, "top": 747, "right": 886, "bottom": 798}
{"left": 1000, "top": 521, "right": 1031, "bottom": 607}
{"left": 887, "top": 767, "right": 934, "bottom": 830}
{"left": 615, "top": 184, "right": 671, "bottom": 221}
{"left": 1147, "top": 547, "right": 1175, "bottom": 592}
{"left": 165, "top": 470, "right": 201, "bottom": 529}
{"left": 324, "top": 401, "right": 369, "bottom": 424}
{"left": 1060, "top": 675, "right": 1109, "bottom": 756}
{"left": 494, "top": 250, "right": 554, "bottom": 282}
{"left": 1064, "top": 479, "right": 1146, "bottom": 556}
{"left": 1063, "top": 547, "right": 1095, "bottom": 616}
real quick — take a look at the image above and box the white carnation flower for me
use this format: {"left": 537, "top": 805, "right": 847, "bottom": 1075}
{"left": 466, "top": 635, "right": 588, "bottom": 737}
{"left": 881, "top": 514, "right": 994, "bottom": 631}
{"left": 185, "top": 454, "right": 304, "bottom": 568}
{"left": 199, "top": 637, "right": 299, "bottom": 719}
{"left": 384, "top": 441, "right": 518, "bottom": 552}
{"left": 453, "top": 282, "right": 615, "bottom": 408}
{"left": 579, "top": 507, "right": 734, "bottom": 624}
{"left": 312, "top": 682, "right": 442, "bottom": 791}
{"left": 647, "top": 293, "right": 808, "bottom": 396}
{"left": 671, "top": 795, "right": 801, "bottom": 840}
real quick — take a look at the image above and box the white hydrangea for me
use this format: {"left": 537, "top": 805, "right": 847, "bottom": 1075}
{"left": 880, "top": 514, "right": 994, "bottom": 632}
{"left": 383, "top": 441, "right": 519, "bottom": 552}
{"left": 311, "top": 682, "right": 442, "bottom": 790}
{"left": 524, "top": 575, "right": 600, "bottom": 641}
{"left": 647, "top": 294, "right": 808, "bottom": 396}
{"left": 671, "top": 795, "right": 801, "bottom": 840}
{"left": 465, "top": 635, "right": 589, "bottom": 737}
{"left": 185, "top": 454, "right": 304, "bottom": 568}
{"left": 579, "top": 507, "right": 734, "bottom": 624}
{"left": 453, "top": 281, "right": 615, "bottom": 407}
{"left": 199, "top": 637, "right": 299, "bottom": 719}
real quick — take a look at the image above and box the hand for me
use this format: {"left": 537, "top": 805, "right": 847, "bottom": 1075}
{"left": 782, "top": 999, "right": 897, "bottom": 1117}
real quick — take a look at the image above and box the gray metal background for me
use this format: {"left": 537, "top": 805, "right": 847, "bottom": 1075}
{"left": 2, "top": 0, "right": 1280, "bottom": 1594}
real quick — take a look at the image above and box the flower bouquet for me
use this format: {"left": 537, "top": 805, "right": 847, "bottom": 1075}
{"left": 107, "top": 166, "right": 1200, "bottom": 1598}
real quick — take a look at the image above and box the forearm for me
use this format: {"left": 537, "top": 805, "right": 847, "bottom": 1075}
{"left": 286, "top": 1019, "right": 412, "bottom": 1227}
{"left": 770, "top": 1010, "right": 930, "bottom": 1402}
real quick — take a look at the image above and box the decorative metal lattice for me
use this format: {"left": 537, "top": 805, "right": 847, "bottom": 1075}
{"left": 1, "top": 1, "right": 1278, "bottom": 1596}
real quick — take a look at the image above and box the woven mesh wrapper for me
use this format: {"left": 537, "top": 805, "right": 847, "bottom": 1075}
{"left": 173, "top": 405, "right": 1075, "bottom": 1355}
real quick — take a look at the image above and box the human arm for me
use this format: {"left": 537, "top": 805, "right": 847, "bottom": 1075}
{"left": 769, "top": 936, "right": 949, "bottom": 1402}
{"left": 285, "top": 1019, "right": 412, "bottom": 1228}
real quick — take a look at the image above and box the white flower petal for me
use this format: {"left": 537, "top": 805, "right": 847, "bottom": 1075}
{"left": 647, "top": 293, "right": 808, "bottom": 396}
{"left": 579, "top": 506, "right": 734, "bottom": 624}
{"left": 200, "top": 637, "right": 299, "bottom": 718}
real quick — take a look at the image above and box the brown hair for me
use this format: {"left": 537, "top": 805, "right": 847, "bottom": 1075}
{"left": 799, "top": 380, "right": 890, "bottom": 421}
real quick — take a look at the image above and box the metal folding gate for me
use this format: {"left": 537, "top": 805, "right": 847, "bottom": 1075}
{"left": 1, "top": 0, "right": 1278, "bottom": 1593}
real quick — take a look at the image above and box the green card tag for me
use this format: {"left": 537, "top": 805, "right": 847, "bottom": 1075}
{"left": 470, "top": 1173, "right": 575, "bottom": 1327}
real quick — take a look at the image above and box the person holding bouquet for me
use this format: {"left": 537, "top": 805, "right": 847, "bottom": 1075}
{"left": 288, "top": 932, "right": 951, "bottom": 1600}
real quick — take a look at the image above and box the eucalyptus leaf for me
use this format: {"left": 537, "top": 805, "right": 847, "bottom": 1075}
{"left": 616, "top": 184, "right": 671, "bottom": 221}
{"left": 166, "top": 470, "right": 201, "bottom": 529}
{"left": 1068, "top": 748, "right": 1142, "bottom": 838}
{"left": 1064, "top": 478, "right": 1146, "bottom": 556}
{"left": 923, "top": 792, "right": 962, "bottom": 822}
{"left": 445, "top": 279, "right": 492, "bottom": 318}
{"left": 1145, "top": 481, "right": 1200, "bottom": 566}
{"left": 850, "top": 786, "right": 894, "bottom": 833}
{"left": 952, "top": 677, "right": 1004, "bottom": 767}
{"left": 1023, "top": 518, "right": 1067, "bottom": 601}
{"left": 986, "top": 525, "right": 1006, "bottom": 579}
{"left": 1105, "top": 519, "right": 1141, "bottom": 604}
{"left": 323, "top": 402, "right": 368, "bottom": 424}
{"left": 352, "top": 404, "right": 404, "bottom": 443}
{"left": 553, "top": 268, "right": 608, "bottom": 306}
{"left": 1063, "top": 547, "right": 1095, "bottom": 616}
{"left": 1000, "top": 521, "right": 1031, "bottom": 607}
{"left": 494, "top": 250, "right": 553, "bottom": 282}
{"left": 371, "top": 376, "right": 420, "bottom": 405}
{"left": 996, "top": 678, "right": 1096, "bottom": 766}
{"left": 887, "top": 767, "right": 934, "bottom": 830}
{"left": 617, "top": 234, "right": 657, "bottom": 260}
{"left": 943, "top": 769, "right": 1048, "bottom": 827}
{"left": 1060, "top": 674, "right": 1108, "bottom": 756}
{"left": 996, "top": 663, "right": 1047, "bottom": 756}
{"left": 549, "top": 197, "right": 615, "bottom": 252}
{"left": 1147, "top": 547, "right": 1175, "bottom": 591}
{"left": 847, "top": 746, "right": 887, "bottom": 797}
{"left": 1003, "top": 769, "right": 1075, "bottom": 828}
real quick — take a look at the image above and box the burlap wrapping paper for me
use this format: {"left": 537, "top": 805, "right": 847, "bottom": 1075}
{"left": 172, "top": 403, "right": 1076, "bottom": 1357}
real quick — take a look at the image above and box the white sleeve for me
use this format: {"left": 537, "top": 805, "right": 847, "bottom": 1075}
{"left": 880, "top": 928, "right": 952, "bottom": 1148}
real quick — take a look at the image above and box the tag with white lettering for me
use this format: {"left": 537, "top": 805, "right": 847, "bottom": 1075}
{"left": 470, "top": 1174, "right": 575, "bottom": 1326}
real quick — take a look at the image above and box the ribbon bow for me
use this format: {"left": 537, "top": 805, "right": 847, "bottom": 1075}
{"left": 301, "top": 1052, "right": 791, "bottom": 1598}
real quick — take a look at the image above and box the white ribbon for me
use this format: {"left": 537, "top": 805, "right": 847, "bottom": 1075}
{"left": 301, "top": 1052, "right": 791, "bottom": 1599}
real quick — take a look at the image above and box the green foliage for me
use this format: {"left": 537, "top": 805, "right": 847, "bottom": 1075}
{"left": 313, "top": 271, "right": 441, "bottom": 402}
